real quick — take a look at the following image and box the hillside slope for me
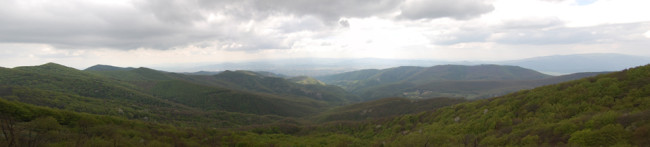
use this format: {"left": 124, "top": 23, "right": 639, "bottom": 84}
{"left": 0, "top": 63, "right": 331, "bottom": 127}
{"left": 314, "top": 97, "right": 467, "bottom": 122}
{"left": 227, "top": 65, "right": 650, "bottom": 146}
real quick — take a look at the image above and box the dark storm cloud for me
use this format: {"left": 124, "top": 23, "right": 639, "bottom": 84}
{"left": 0, "top": 0, "right": 500, "bottom": 51}
{"left": 399, "top": 0, "right": 495, "bottom": 20}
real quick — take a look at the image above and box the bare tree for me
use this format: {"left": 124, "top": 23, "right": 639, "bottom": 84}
{"left": 0, "top": 114, "right": 18, "bottom": 147}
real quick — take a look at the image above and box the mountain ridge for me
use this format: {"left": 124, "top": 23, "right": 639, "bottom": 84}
{"left": 498, "top": 53, "right": 650, "bottom": 74}
{"left": 317, "top": 64, "right": 567, "bottom": 100}
{"left": 149, "top": 53, "right": 650, "bottom": 76}
{"left": 85, "top": 64, "right": 136, "bottom": 71}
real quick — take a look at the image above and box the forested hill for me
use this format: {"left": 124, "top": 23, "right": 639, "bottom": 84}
{"left": 85, "top": 66, "right": 359, "bottom": 104}
{"left": 0, "top": 63, "right": 353, "bottom": 126}
{"left": 318, "top": 64, "right": 551, "bottom": 85}
{"left": 0, "top": 63, "right": 649, "bottom": 146}
{"left": 208, "top": 70, "right": 359, "bottom": 103}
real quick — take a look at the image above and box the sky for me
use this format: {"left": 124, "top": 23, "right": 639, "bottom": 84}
{"left": 1, "top": 0, "right": 649, "bottom": 69}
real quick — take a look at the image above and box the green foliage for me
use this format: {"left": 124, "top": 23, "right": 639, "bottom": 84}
{"left": 0, "top": 98, "right": 235, "bottom": 146}
{"left": 569, "top": 124, "right": 631, "bottom": 146}
{"left": 314, "top": 97, "right": 466, "bottom": 122}
{"left": 585, "top": 111, "right": 619, "bottom": 128}
{"left": 151, "top": 80, "right": 325, "bottom": 117}
{"left": 2, "top": 63, "right": 650, "bottom": 146}
{"left": 520, "top": 135, "right": 540, "bottom": 146}
{"left": 288, "top": 76, "right": 326, "bottom": 85}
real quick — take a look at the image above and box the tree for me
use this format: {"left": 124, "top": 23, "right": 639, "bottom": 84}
{"left": 24, "top": 116, "right": 61, "bottom": 146}
{"left": 569, "top": 124, "right": 631, "bottom": 146}
{"left": 0, "top": 114, "right": 18, "bottom": 147}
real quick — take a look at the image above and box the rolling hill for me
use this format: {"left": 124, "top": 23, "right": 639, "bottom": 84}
{"left": 208, "top": 70, "right": 359, "bottom": 103}
{"left": 86, "top": 65, "right": 359, "bottom": 104}
{"left": 0, "top": 63, "right": 341, "bottom": 127}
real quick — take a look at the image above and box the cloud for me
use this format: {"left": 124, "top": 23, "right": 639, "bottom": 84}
{"left": 426, "top": 17, "right": 561, "bottom": 45}
{"left": 0, "top": 0, "right": 406, "bottom": 51}
{"left": 2, "top": 0, "right": 648, "bottom": 63}
{"left": 339, "top": 20, "right": 350, "bottom": 28}
{"left": 489, "top": 22, "right": 650, "bottom": 45}
{"left": 135, "top": 0, "right": 206, "bottom": 24}
{"left": 488, "top": 28, "right": 596, "bottom": 45}
{"left": 0, "top": 0, "right": 219, "bottom": 50}
{"left": 250, "top": 0, "right": 402, "bottom": 22}
{"left": 498, "top": 17, "right": 564, "bottom": 29}
{"left": 645, "top": 30, "right": 650, "bottom": 39}
{"left": 137, "top": 0, "right": 403, "bottom": 24}
{"left": 0, "top": 0, "right": 342, "bottom": 51}
{"left": 0, "top": 0, "right": 507, "bottom": 52}
{"left": 428, "top": 27, "right": 492, "bottom": 45}
{"left": 426, "top": 17, "right": 650, "bottom": 46}
{"left": 399, "top": 0, "right": 495, "bottom": 20}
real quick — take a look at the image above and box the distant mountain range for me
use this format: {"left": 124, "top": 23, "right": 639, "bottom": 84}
{"left": 497, "top": 53, "right": 650, "bottom": 75}
{"left": 155, "top": 53, "right": 650, "bottom": 76}
{"left": 317, "top": 64, "right": 607, "bottom": 100}
{"left": 89, "top": 63, "right": 614, "bottom": 101}
{"left": 157, "top": 58, "right": 447, "bottom": 76}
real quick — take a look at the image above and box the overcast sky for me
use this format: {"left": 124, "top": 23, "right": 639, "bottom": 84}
{"left": 1, "top": 0, "right": 649, "bottom": 69}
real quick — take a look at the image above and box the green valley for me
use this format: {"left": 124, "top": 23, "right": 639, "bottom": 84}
{"left": 1, "top": 63, "right": 648, "bottom": 146}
